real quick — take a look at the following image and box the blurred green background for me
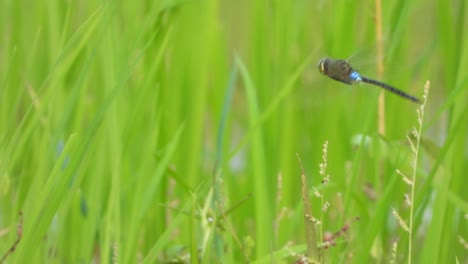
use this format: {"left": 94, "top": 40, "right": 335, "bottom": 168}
{"left": 0, "top": 0, "right": 466, "bottom": 263}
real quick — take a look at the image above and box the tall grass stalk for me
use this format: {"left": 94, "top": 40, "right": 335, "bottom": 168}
{"left": 297, "top": 154, "right": 319, "bottom": 261}
{"left": 407, "top": 81, "right": 430, "bottom": 263}
{"left": 374, "top": 0, "right": 386, "bottom": 134}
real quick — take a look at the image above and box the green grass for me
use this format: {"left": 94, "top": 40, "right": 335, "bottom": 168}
{"left": 0, "top": 0, "right": 466, "bottom": 263}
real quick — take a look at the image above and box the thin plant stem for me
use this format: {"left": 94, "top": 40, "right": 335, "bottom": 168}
{"left": 297, "top": 154, "right": 319, "bottom": 262}
{"left": 408, "top": 81, "right": 430, "bottom": 263}
{"left": 375, "top": 0, "right": 386, "bottom": 135}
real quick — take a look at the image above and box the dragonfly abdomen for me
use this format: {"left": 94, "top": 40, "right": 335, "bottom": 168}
{"left": 349, "top": 71, "right": 362, "bottom": 83}
{"left": 360, "top": 77, "right": 421, "bottom": 103}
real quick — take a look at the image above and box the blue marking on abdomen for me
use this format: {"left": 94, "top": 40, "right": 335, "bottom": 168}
{"left": 350, "top": 71, "right": 362, "bottom": 83}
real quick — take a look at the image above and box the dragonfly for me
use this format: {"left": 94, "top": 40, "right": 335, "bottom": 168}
{"left": 318, "top": 57, "right": 421, "bottom": 103}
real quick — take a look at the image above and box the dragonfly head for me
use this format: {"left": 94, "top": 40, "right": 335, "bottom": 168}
{"left": 318, "top": 57, "right": 331, "bottom": 75}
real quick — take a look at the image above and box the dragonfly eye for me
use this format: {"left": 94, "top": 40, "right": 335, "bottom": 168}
{"left": 318, "top": 58, "right": 327, "bottom": 74}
